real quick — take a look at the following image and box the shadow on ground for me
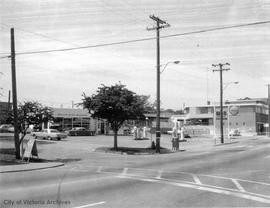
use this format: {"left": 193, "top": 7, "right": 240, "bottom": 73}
{"left": 95, "top": 146, "right": 174, "bottom": 155}
{"left": 0, "top": 147, "right": 81, "bottom": 165}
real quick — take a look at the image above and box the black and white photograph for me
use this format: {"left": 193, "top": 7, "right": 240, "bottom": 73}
{"left": 0, "top": 0, "right": 270, "bottom": 207}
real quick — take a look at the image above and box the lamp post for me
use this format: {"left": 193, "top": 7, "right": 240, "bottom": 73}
{"left": 156, "top": 60, "right": 180, "bottom": 153}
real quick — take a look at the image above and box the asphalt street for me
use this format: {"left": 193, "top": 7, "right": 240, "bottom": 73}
{"left": 1, "top": 135, "right": 270, "bottom": 208}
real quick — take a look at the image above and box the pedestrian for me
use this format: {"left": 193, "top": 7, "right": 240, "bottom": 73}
{"left": 171, "top": 127, "right": 178, "bottom": 151}
{"left": 132, "top": 126, "right": 137, "bottom": 140}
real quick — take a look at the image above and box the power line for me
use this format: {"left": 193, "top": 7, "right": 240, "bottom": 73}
{"left": 161, "top": 20, "right": 270, "bottom": 39}
{"left": 0, "top": 22, "right": 81, "bottom": 47}
{"left": 0, "top": 19, "right": 269, "bottom": 59}
{"left": 0, "top": 55, "right": 10, "bottom": 59}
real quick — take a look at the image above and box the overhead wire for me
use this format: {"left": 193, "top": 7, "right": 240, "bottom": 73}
{"left": 0, "top": 19, "right": 269, "bottom": 59}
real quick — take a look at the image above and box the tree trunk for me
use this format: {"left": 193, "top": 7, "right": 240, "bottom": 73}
{"left": 113, "top": 130, "right": 118, "bottom": 151}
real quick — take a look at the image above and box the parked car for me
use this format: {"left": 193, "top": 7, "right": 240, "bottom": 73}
{"left": 31, "top": 129, "right": 67, "bottom": 140}
{"left": 68, "top": 127, "right": 95, "bottom": 136}
{"left": 229, "top": 129, "right": 241, "bottom": 136}
{"left": 0, "top": 124, "right": 14, "bottom": 133}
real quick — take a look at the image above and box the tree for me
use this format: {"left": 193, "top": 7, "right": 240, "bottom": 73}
{"left": 82, "top": 83, "right": 147, "bottom": 150}
{"left": 7, "top": 101, "right": 54, "bottom": 157}
{"left": 139, "top": 95, "right": 156, "bottom": 113}
{"left": 16, "top": 101, "right": 54, "bottom": 134}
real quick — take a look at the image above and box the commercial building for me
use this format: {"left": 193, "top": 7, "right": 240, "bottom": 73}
{"left": 51, "top": 108, "right": 99, "bottom": 133}
{"left": 171, "top": 98, "right": 269, "bottom": 136}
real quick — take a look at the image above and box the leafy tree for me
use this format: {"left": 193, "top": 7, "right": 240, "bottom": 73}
{"left": 8, "top": 101, "right": 54, "bottom": 135}
{"left": 82, "top": 83, "right": 147, "bottom": 150}
{"left": 18, "top": 101, "right": 54, "bottom": 133}
{"left": 138, "top": 95, "right": 155, "bottom": 113}
{"left": 6, "top": 101, "right": 54, "bottom": 158}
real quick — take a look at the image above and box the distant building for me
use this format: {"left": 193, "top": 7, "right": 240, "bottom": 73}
{"left": 51, "top": 108, "right": 99, "bottom": 133}
{"left": 144, "top": 112, "right": 175, "bottom": 134}
{"left": 0, "top": 101, "right": 11, "bottom": 124}
{"left": 171, "top": 98, "right": 269, "bottom": 136}
{"left": 50, "top": 108, "right": 175, "bottom": 135}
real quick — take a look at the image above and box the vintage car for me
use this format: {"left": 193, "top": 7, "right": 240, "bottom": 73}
{"left": 0, "top": 124, "right": 14, "bottom": 133}
{"left": 31, "top": 129, "right": 68, "bottom": 140}
{"left": 68, "top": 127, "right": 95, "bottom": 136}
{"left": 229, "top": 129, "right": 241, "bottom": 136}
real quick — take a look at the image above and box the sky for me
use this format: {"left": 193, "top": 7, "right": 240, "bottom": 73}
{"left": 0, "top": 0, "right": 270, "bottom": 110}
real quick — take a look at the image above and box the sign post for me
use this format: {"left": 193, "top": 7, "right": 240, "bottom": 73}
{"left": 228, "top": 105, "right": 240, "bottom": 139}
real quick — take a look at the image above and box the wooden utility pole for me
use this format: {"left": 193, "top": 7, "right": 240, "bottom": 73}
{"left": 212, "top": 63, "right": 230, "bottom": 144}
{"left": 11, "top": 28, "right": 20, "bottom": 159}
{"left": 147, "top": 15, "right": 170, "bottom": 153}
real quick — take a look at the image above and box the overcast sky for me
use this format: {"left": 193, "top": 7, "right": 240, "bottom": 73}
{"left": 0, "top": 0, "right": 270, "bottom": 110}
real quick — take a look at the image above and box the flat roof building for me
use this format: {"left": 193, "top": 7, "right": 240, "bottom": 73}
{"left": 171, "top": 98, "right": 269, "bottom": 137}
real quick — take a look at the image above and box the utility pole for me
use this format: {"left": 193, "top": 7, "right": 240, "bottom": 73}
{"left": 147, "top": 15, "right": 170, "bottom": 153}
{"left": 10, "top": 28, "right": 20, "bottom": 159}
{"left": 212, "top": 63, "right": 230, "bottom": 144}
{"left": 268, "top": 84, "right": 270, "bottom": 137}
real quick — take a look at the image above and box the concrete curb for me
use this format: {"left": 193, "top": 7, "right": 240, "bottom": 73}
{"left": 0, "top": 162, "right": 64, "bottom": 173}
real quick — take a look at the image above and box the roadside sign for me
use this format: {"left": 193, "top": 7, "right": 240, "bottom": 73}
{"left": 229, "top": 105, "right": 239, "bottom": 116}
{"left": 22, "top": 135, "right": 38, "bottom": 161}
{"left": 215, "top": 111, "right": 227, "bottom": 120}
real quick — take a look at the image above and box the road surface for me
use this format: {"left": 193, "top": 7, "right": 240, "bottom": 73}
{"left": 1, "top": 135, "right": 270, "bottom": 207}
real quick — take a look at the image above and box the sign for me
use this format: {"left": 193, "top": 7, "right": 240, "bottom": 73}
{"left": 229, "top": 105, "right": 239, "bottom": 116}
{"left": 22, "top": 135, "right": 38, "bottom": 160}
{"left": 215, "top": 111, "right": 227, "bottom": 120}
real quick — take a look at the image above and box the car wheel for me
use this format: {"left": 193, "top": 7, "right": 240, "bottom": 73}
{"left": 57, "top": 137, "right": 61, "bottom": 140}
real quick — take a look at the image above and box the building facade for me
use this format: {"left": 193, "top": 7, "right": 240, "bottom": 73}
{"left": 171, "top": 98, "right": 269, "bottom": 136}
{"left": 51, "top": 108, "right": 99, "bottom": 132}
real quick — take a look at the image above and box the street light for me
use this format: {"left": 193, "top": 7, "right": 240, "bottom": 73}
{"left": 223, "top": 81, "right": 239, "bottom": 91}
{"left": 156, "top": 60, "right": 180, "bottom": 153}
{"left": 160, "top": 61, "right": 180, "bottom": 74}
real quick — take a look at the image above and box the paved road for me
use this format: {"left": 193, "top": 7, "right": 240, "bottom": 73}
{"left": 1, "top": 135, "right": 270, "bottom": 207}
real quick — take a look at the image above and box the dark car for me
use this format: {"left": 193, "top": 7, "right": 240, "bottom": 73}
{"left": 0, "top": 124, "right": 14, "bottom": 133}
{"left": 68, "top": 127, "right": 95, "bottom": 136}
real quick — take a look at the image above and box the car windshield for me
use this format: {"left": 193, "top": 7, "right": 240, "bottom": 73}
{"left": 50, "top": 129, "right": 59, "bottom": 133}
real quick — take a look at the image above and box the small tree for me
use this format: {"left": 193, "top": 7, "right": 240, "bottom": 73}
{"left": 82, "top": 83, "right": 146, "bottom": 150}
{"left": 7, "top": 101, "right": 54, "bottom": 158}
{"left": 17, "top": 101, "right": 54, "bottom": 133}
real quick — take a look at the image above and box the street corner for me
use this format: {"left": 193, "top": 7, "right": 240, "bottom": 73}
{"left": 0, "top": 161, "right": 64, "bottom": 173}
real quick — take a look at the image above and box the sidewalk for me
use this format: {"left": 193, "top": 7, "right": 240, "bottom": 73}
{"left": 0, "top": 161, "right": 64, "bottom": 173}
{"left": 0, "top": 133, "right": 64, "bottom": 173}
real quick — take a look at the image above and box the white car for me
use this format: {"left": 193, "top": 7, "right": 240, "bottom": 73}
{"left": 31, "top": 129, "right": 67, "bottom": 140}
